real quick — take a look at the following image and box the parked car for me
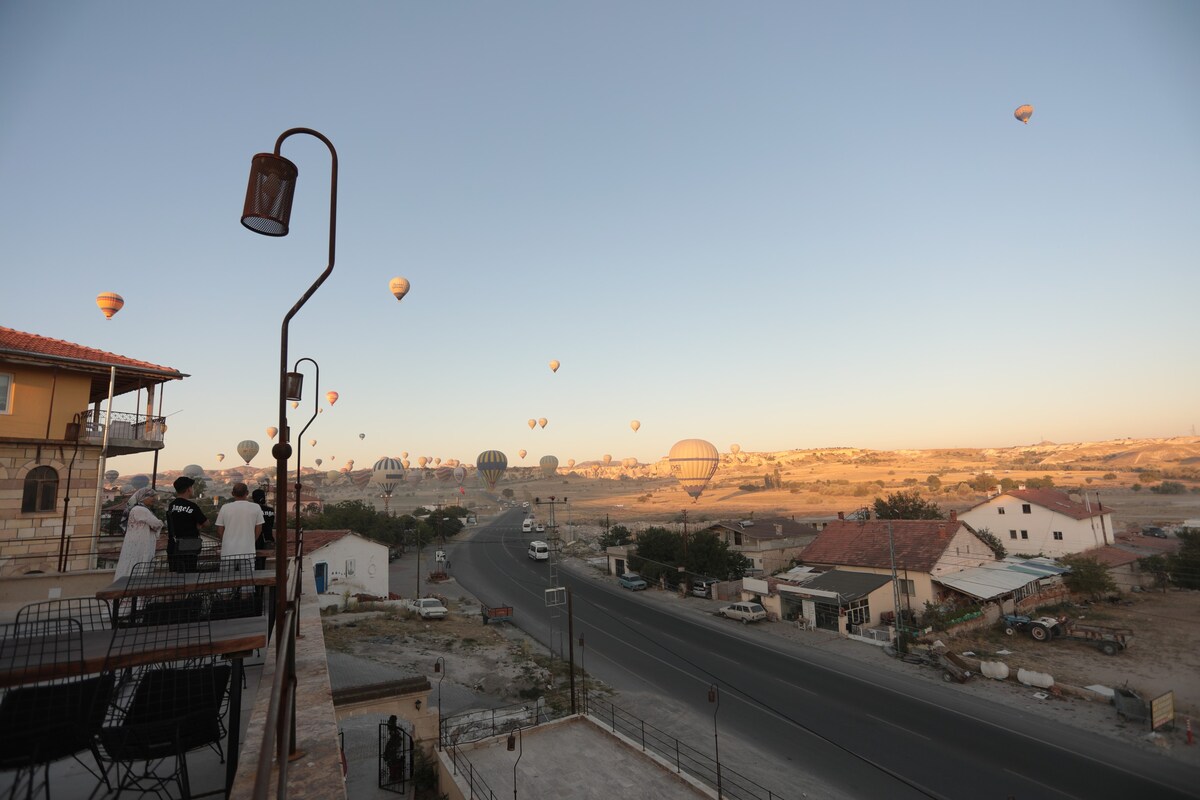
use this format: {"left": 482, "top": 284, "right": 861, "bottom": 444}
{"left": 407, "top": 598, "right": 448, "bottom": 620}
{"left": 691, "top": 578, "right": 718, "bottom": 598}
{"left": 1142, "top": 526, "right": 1168, "bottom": 539}
{"left": 618, "top": 572, "right": 648, "bottom": 591}
{"left": 719, "top": 602, "right": 767, "bottom": 624}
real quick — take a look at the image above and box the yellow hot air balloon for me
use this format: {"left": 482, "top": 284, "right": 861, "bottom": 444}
{"left": 326, "top": 391, "right": 339, "bottom": 406}
{"left": 96, "top": 292, "right": 124, "bottom": 320}
{"left": 476, "top": 450, "right": 508, "bottom": 492}
{"left": 549, "top": 360, "right": 560, "bottom": 373}
{"left": 216, "top": 453, "right": 225, "bottom": 463}
{"left": 527, "top": 419, "right": 536, "bottom": 430}
{"left": 669, "top": 439, "right": 720, "bottom": 501}
{"left": 1014, "top": 104, "right": 1034, "bottom": 124}
{"left": 418, "top": 456, "right": 429, "bottom": 468}
{"left": 237, "top": 440, "right": 260, "bottom": 465}
{"left": 730, "top": 443, "right": 740, "bottom": 454}
{"left": 518, "top": 449, "right": 527, "bottom": 459}
{"left": 539, "top": 455, "right": 559, "bottom": 478}
{"left": 630, "top": 420, "right": 641, "bottom": 433}
{"left": 266, "top": 426, "right": 278, "bottom": 440}
{"left": 402, "top": 459, "right": 411, "bottom": 470}
{"left": 291, "top": 401, "right": 299, "bottom": 409}
{"left": 538, "top": 418, "right": 548, "bottom": 429}
{"left": 389, "top": 276, "right": 411, "bottom": 301}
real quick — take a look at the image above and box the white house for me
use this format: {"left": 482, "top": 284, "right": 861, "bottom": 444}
{"left": 297, "top": 529, "right": 390, "bottom": 607}
{"left": 959, "top": 489, "right": 1115, "bottom": 558}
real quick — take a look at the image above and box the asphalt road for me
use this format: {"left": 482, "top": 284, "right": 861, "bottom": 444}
{"left": 447, "top": 509, "right": 1200, "bottom": 800}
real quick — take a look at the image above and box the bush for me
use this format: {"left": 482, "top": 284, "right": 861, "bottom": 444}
{"left": 1150, "top": 481, "right": 1188, "bottom": 495}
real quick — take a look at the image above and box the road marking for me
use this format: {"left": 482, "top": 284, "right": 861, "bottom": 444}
{"left": 865, "top": 713, "right": 929, "bottom": 741}
{"left": 1003, "top": 768, "right": 1079, "bottom": 799}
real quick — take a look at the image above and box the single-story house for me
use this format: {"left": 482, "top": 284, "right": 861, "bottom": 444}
{"left": 289, "top": 529, "right": 389, "bottom": 607}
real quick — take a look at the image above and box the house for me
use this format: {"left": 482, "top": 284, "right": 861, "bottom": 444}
{"left": 0, "top": 326, "right": 184, "bottom": 576}
{"left": 744, "top": 569, "right": 894, "bottom": 637}
{"left": 1077, "top": 532, "right": 1181, "bottom": 592}
{"left": 959, "top": 488, "right": 1115, "bottom": 557}
{"left": 290, "top": 529, "right": 389, "bottom": 606}
{"left": 701, "top": 516, "right": 820, "bottom": 574}
{"left": 798, "top": 511, "right": 997, "bottom": 611}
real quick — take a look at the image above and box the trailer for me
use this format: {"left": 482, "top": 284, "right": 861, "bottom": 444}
{"left": 1000, "top": 613, "right": 1133, "bottom": 655}
{"left": 481, "top": 603, "right": 514, "bottom": 625}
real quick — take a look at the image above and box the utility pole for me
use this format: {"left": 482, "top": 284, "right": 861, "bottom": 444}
{"left": 680, "top": 509, "right": 690, "bottom": 597}
{"left": 887, "top": 519, "right": 905, "bottom": 654}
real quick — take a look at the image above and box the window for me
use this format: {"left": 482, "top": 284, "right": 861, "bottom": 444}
{"left": 345, "top": 558, "right": 356, "bottom": 577}
{"left": 1009, "top": 530, "right": 1017, "bottom": 540}
{"left": 21, "top": 466, "right": 58, "bottom": 513}
{"left": 898, "top": 579, "right": 915, "bottom": 596}
{"left": 1020, "top": 530, "right": 1029, "bottom": 540}
{"left": 997, "top": 507, "right": 1006, "bottom": 515}
{"left": 0, "top": 373, "right": 11, "bottom": 414}
{"left": 1021, "top": 504, "right": 1032, "bottom": 514}
{"left": 1053, "top": 531, "right": 1063, "bottom": 541}
{"left": 846, "top": 598, "right": 870, "bottom": 625}
{"left": 733, "top": 531, "right": 743, "bottom": 546}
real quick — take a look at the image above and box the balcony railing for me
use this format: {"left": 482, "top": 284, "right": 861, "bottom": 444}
{"left": 81, "top": 411, "right": 166, "bottom": 456}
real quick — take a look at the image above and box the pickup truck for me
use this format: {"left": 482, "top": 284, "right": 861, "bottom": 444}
{"left": 407, "top": 598, "right": 448, "bottom": 620}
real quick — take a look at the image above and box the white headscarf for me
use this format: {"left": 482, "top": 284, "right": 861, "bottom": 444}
{"left": 126, "top": 487, "right": 156, "bottom": 510}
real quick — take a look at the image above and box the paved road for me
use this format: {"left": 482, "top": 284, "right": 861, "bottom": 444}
{"left": 440, "top": 510, "right": 1200, "bottom": 799}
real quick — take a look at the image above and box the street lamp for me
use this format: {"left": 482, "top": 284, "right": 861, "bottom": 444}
{"left": 506, "top": 726, "right": 523, "bottom": 800}
{"left": 290, "top": 357, "right": 320, "bottom": 553}
{"left": 434, "top": 657, "right": 446, "bottom": 750}
{"left": 708, "top": 684, "right": 723, "bottom": 799}
{"left": 241, "top": 127, "right": 338, "bottom": 650}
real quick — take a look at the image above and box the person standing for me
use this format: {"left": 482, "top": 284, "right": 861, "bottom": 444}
{"left": 251, "top": 487, "right": 275, "bottom": 570}
{"left": 216, "top": 482, "right": 263, "bottom": 560}
{"left": 167, "top": 476, "right": 208, "bottom": 572}
{"left": 113, "top": 488, "right": 164, "bottom": 580}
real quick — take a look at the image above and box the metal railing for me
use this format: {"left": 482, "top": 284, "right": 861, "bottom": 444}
{"left": 82, "top": 411, "right": 167, "bottom": 442}
{"left": 444, "top": 743, "right": 501, "bottom": 800}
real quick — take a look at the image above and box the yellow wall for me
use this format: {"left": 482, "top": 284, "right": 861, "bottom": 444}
{"left": 0, "top": 363, "right": 91, "bottom": 440}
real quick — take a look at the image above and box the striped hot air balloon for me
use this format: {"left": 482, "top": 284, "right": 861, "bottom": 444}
{"left": 539, "top": 455, "right": 559, "bottom": 479}
{"left": 96, "top": 292, "right": 124, "bottom": 320}
{"left": 476, "top": 450, "right": 508, "bottom": 492}
{"left": 669, "top": 439, "right": 720, "bottom": 501}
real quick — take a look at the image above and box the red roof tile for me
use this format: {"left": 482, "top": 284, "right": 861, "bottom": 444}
{"left": 970, "top": 489, "right": 1108, "bottom": 521}
{"left": 0, "top": 326, "right": 180, "bottom": 375}
{"left": 1077, "top": 546, "right": 1140, "bottom": 568}
{"left": 800, "top": 519, "right": 975, "bottom": 573}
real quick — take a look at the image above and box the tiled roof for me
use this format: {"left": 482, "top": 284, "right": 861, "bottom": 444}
{"left": 1078, "top": 546, "right": 1141, "bottom": 568}
{"left": 799, "top": 519, "right": 971, "bottom": 573}
{"left": 0, "top": 326, "right": 180, "bottom": 375}
{"left": 284, "top": 529, "right": 388, "bottom": 557}
{"left": 706, "top": 517, "right": 819, "bottom": 540}
{"left": 969, "top": 489, "right": 1108, "bottom": 521}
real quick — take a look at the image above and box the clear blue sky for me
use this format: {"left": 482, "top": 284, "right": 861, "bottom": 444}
{"left": 2, "top": 2, "right": 1197, "bottom": 476}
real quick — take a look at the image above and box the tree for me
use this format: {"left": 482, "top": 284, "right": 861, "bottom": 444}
{"left": 598, "top": 524, "right": 632, "bottom": 549}
{"left": 629, "top": 527, "right": 682, "bottom": 584}
{"left": 872, "top": 490, "right": 944, "bottom": 520}
{"left": 1167, "top": 530, "right": 1200, "bottom": 590}
{"left": 501, "top": 488, "right": 514, "bottom": 499}
{"left": 969, "top": 473, "right": 998, "bottom": 492}
{"left": 972, "top": 527, "right": 1007, "bottom": 560}
{"left": 1137, "top": 554, "right": 1171, "bottom": 591}
{"left": 685, "top": 531, "right": 751, "bottom": 581}
{"left": 1059, "top": 554, "right": 1117, "bottom": 599}
{"left": 925, "top": 475, "right": 941, "bottom": 491}
{"left": 1149, "top": 481, "right": 1187, "bottom": 495}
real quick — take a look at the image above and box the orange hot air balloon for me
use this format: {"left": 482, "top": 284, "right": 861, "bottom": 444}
{"left": 603, "top": 454, "right": 612, "bottom": 465}
{"left": 389, "top": 276, "right": 411, "bottom": 301}
{"left": 309, "top": 439, "right": 317, "bottom": 447}
{"left": 401, "top": 451, "right": 408, "bottom": 459}
{"left": 518, "top": 449, "right": 527, "bottom": 459}
{"left": 527, "top": 419, "right": 536, "bottom": 430}
{"left": 96, "top": 292, "right": 124, "bottom": 320}
{"left": 1014, "top": 104, "right": 1034, "bottom": 124}
{"left": 266, "top": 426, "right": 278, "bottom": 440}
{"left": 326, "top": 391, "right": 339, "bottom": 406}
{"left": 538, "top": 418, "right": 548, "bottom": 429}
{"left": 630, "top": 420, "right": 641, "bottom": 433}
{"left": 549, "top": 360, "right": 560, "bottom": 373}
{"left": 290, "top": 401, "right": 299, "bottom": 409}
{"left": 566, "top": 459, "right": 575, "bottom": 469}
{"left": 418, "top": 456, "right": 429, "bottom": 468}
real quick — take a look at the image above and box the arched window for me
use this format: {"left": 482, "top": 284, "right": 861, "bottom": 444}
{"left": 21, "top": 466, "right": 58, "bottom": 513}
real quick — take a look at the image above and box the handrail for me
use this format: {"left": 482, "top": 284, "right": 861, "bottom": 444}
{"left": 252, "top": 546, "right": 304, "bottom": 800}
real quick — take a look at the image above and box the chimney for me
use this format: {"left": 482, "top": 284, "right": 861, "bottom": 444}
{"left": 837, "top": 511, "right": 845, "bottom": 520}
{"left": 950, "top": 510, "right": 958, "bottom": 524}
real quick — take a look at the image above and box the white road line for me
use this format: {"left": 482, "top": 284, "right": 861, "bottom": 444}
{"left": 865, "top": 713, "right": 930, "bottom": 741}
{"left": 1003, "top": 767, "right": 1080, "bottom": 799}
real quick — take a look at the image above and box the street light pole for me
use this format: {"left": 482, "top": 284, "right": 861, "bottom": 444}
{"left": 507, "top": 726, "right": 523, "bottom": 800}
{"left": 434, "top": 657, "right": 446, "bottom": 751}
{"left": 708, "top": 684, "right": 722, "bottom": 799}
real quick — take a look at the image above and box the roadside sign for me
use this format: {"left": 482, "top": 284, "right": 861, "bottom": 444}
{"left": 544, "top": 587, "right": 566, "bottom": 607}
{"left": 1152, "top": 691, "right": 1175, "bottom": 731}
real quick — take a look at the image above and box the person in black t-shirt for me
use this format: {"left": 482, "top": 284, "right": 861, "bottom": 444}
{"left": 252, "top": 488, "right": 276, "bottom": 570}
{"left": 167, "top": 476, "right": 208, "bottom": 572}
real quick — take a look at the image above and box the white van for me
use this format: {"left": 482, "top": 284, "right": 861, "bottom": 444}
{"left": 521, "top": 518, "right": 534, "bottom": 533}
{"left": 527, "top": 541, "right": 550, "bottom": 561}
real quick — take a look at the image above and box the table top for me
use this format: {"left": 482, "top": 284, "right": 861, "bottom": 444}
{"left": 0, "top": 615, "right": 267, "bottom": 688}
{"left": 96, "top": 569, "right": 277, "bottom": 600}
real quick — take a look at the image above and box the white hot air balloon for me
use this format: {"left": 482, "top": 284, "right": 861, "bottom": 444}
{"left": 237, "top": 440, "right": 260, "bottom": 465}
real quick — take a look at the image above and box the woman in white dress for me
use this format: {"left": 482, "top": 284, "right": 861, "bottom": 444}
{"left": 113, "top": 488, "right": 164, "bottom": 580}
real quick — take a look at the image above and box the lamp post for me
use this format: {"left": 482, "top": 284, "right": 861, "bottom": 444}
{"left": 241, "top": 127, "right": 338, "bottom": 652}
{"left": 708, "top": 684, "right": 722, "bottom": 799}
{"left": 289, "top": 357, "right": 320, "bottom": 569}
{"left": 578, "top": 634, "right": 586, "bottom": 711}
{"left": 434, "top": 657, "right": 446, "bottom": 750}
{"left": 506, "top": 726, "right": 523, "bottom": 800}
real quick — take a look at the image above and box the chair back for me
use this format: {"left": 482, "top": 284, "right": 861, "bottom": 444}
{"left": 17, "top": 597, "right": 113, "bottom": 633}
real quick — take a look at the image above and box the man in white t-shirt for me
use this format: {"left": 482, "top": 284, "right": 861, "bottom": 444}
{"left": 216, "top": 482, "right": 264, "bottom": 559}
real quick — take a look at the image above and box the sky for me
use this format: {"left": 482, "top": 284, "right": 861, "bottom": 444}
{"left": 2, "top": 2, "right": 1198, "bottom": 477}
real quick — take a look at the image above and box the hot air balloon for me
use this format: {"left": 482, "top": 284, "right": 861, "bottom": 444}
{"left": 1014, "top": 104, "right": 1034, "bottom": 124}
{"left": 330, "top": 455, "right": 336, "bottom": 462}
{"left": 389, "top": 276, "right": 411, "bottom": 301}
{"left": 566, "top": 459, "right": 575, "bottom": 469}
{"left": 603, "top": 454, "right": 612, "bottom": 465}
{"left": 630, "top": 420, "right": 641, "bottom": 433}
{"left": 539, "top": 455, "right": 559, "bottom": 478}
{"left": 372, "top": 457, "right": 406, "bottom": 509}
{"left": 476, "top": 450, "right": 508, "bottom": 492}
{"left": 96, "top": 292, "right": 124, "bottom": 320}
{"left": 622, "top": 458, "right": 638, "bottom": 469}
{"left": 669, "top": 439, "right": 720, "bottom": 501}
{"left": 435, "top": 465, "right": 453, "bottom": 483}
{"left": 104, "top": 469, "right": 120, "bottom": 484}
{"left": 730, "top": 443, "right": 740, "bottom": 454}
{"left": 433, "top": 457, "right": 441, "bottom": 466}
{"left": 326, "top": 391, "right": 339, "bottom": 406}
{"left": 266, "top": 426, "right": 278, "bottom": 440}
{"left": 400, "top": 451, "right": 408, "bottom": 459}
{"left": 315, "top": 458, "right": 323, "bottom": 467}
{"left": 359, "top": 433, "right": 365, "bottom": 440}
{"left": 183, "top": 464, "right": 204, "bottom": 479}
{"left": 527, "top": 419, "right": 536, "bottom": 430}
{"left": 291, "top": 401, "right": 299, "bottom": 409}
{"left": 516, "top": 449, "right": 526, "bottom": 460}
{"left": 453, "top": 465, "right": 467, "bottom": 486}
{"left": 237, "top": 440, "right": 260, "bottom": 464}
{"left": 538, "top": 418, "right": 548, "bottom": 429}
{"left": 549, "top": 360, "right": 560, "bottom": 373}
{"left": 406, "top": 469, "right": 423, "bottom": 487}
{"left": 216, "top": 453, "right": 225, "bottom": 463}
{"left": 402, "top": 459, "right": 411, "bottom": 470}
{"left": 418, "top": 456, "right": 429, "bottom": 468}
{"left": 309, "top": 439, "right": 317, "bottom": 448}
{"left": 130, "top": 474, "right": 150, "bottom": 490}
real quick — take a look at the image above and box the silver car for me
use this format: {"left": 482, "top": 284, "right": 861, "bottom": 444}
{"left": 719, "top": 602, "right": 767, "bottom": 624}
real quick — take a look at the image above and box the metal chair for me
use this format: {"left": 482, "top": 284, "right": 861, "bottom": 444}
{"left": 96, "top": 589, "right": 231, "bottom": 799}
{"left": 16, "top": 597, "right": 112, "bottom": 634}
{"left": 0, "top": 616, "right": 115, "bottom": 800}
{"left": 196, "top": 555, "right": 261, "bottom": 621}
